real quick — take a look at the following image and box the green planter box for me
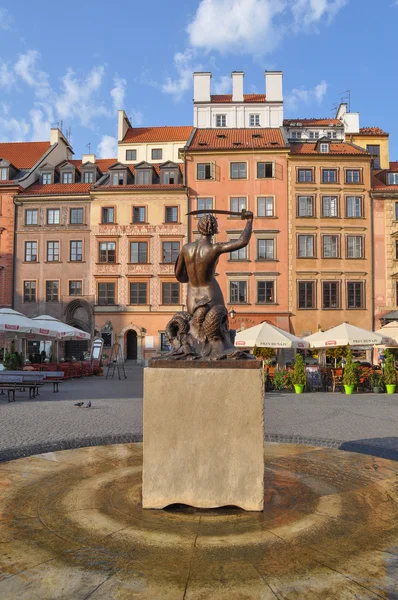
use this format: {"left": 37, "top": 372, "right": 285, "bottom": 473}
{"left": 386, "top": 384, "right": 396, "bottom": 395}
{"left": 344, "top": 384, "right": 355, "bottom": 395}
{"left": 294, "top": 384, "right": 305, "bottom": 394}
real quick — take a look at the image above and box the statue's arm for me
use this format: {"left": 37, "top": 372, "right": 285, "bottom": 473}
{"left": 175, "top": 250, "right": 189, "bottom": 283}
{"left": 214, "top": 212, "right": 253, "bottom": 255}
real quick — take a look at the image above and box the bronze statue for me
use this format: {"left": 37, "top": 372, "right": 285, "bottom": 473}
{"left": 155, "top": 210, "right": 254, "bottom": 360}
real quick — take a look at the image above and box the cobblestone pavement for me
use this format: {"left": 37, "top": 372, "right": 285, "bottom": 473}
{"left": 0, "top": 365, "right": 397, "bottom": 461}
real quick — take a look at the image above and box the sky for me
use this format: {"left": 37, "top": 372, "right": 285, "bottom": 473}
{"left": 0, "top": 0, "right": 397, "bottom": 160}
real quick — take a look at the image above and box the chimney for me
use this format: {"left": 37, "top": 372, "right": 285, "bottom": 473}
{"left": 193, "top": 72, "right": 212, "bottom": 102}
{"left": 118, "top": 110, "right": 131, "bottom": 142}
{"left": 232, "top": 71, "right": 244, "bottom": 102}
{"left": 82, "top": 154, "right": 96, "bottom": 164}
{"left": 265, "top": 71, "right": 283, "bottom": 102}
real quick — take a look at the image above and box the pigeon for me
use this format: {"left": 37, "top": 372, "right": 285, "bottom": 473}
{"left": 74, "top": 402, "right": 84, "bottom": 407}
{"left": 86, "top": 401, "right": 92, "bottom": 408}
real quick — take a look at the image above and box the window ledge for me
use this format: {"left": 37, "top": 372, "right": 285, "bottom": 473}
{"left": 227, "top": 302, "right": 251, "bottom": 305}
{"left": 22, "top": 261, "right": 39, "bottom": 264}
{"left": 101, "top": 223, "right": 118, "bottom": 226}
{"left": 130, "top": 222, "right": 149, "bottom": 225}
{"left": 255, "top": 302, "right": 279, "bottom": 306}
{"left": 163, "top": 222, "right": 181, "bottom": 225}
{"left": 255, "top": 259, "right": 278, "bottom": 262}
{"left": 95, "top": 262, "right": 120, "bottom": 265}
{"left": 227, "top": 259, "right": 251, "bottom": 263}
{"left": 257, "top": 216, "right": 278, "bottom": 219}
{"left": 44, "top": 261, "right": 62, "bottom": 264}
{"left": 67, "top": 261, "right": 86, "bottom": 264}
{"left": 127, "top": 262, "right": 152, "bottom": 266}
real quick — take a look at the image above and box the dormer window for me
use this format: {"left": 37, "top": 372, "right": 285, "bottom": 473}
{"left": 0, "top": 167, "right": 8, "bottom": 180}
{"left": 82, "top": 171, "right": 95, "bottom": 183}
{"left": 388, "top": 173, "right": 398, "bottom": 185}
{"left": 320, "top": 143, "right": 329, "bottom": 153}
{"left": 111, "top": 172, "right": 125, "bottom": 186}
{"left": 136, "top": 170, "right": 152, "bottom": 185}
{"left": 249, "top": 114, "right": 260, "bottom": 127}
{"left": 62, "top": 172, "right": 73, "bottom": 184}
{"left": 41, "top": 172, "right": 52, "bottom": 184}
{"left": 291, "top": 131, "right": 302, "bottom": 139}
{"left": 216, "top": 114, "right": 227, "bottom": 127}
{"left": 162, "top": 170, "right": 177, "bottom": 184}
{"left": 309, "top": 131, "right": 319, "bottom": 139}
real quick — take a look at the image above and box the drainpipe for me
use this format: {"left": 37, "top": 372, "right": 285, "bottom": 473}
{"left": 12, "top": 196, "right": 22, "bottom": 309}
{"left": 370, "top": 191, "right": 375, "bottom": 331}
{"left": 183, "top": 144, "right": 190, "bottom": 243}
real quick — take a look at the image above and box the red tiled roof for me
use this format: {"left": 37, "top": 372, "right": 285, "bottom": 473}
{"left": 62, "top": 158, "right": 117, "bottom": 173}
{"left": 189, "top": 128, "right": 286, "bottom": 151}
{"left": 284, "top": 118, "right": 342, "bottom": 126}
{"left": 390, "top": 162, "right": 398, "bottom": 171}
{"left": 102, "top": 184, "right": 185, "bottom": 191}
{"left": 0, "top": 141, "right": 50, "bottom": 169}
{"left": 122, "top": 126, "right": 193, "bottom": 144}
{"left": 209, "top": 94, "right": 266, "bottom": 103}
{"left": 122, "top": 163, "right": 184, "bottom": 177}
{"left": 20, "top": 183, "right": 91, "bottom": 196}
{"left": 355, "top": 127, "right": 389, "bottom": 136}
{"left": 289, "top": 142, "right": 369, "bottom": 156}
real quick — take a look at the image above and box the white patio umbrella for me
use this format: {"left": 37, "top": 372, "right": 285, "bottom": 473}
{"left": 375, "top": 321, "right": 398, "bottom": 344}
{"left": 0, "top": 308, "right": 57, "bottom": 337}
{"left": 31, "top": 315, "right": 91, "bottom": 340}
{"left": 304, "top": 323, "right": 392, "bottom": 349}
{"left": 235, "top": 322, "right": 309, "bottom": 349}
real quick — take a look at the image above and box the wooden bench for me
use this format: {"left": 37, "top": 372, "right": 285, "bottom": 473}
{"left": 41, "top": 371, "right": 64, "bottom": 392}
{"left": 0, "top": 371, "right": 64, "bottom": 393}
{"left": 0, "top": 375, "right": 44, "bottom": 401}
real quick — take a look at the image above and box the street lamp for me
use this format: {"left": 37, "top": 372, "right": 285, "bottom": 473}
{"left": 229, "top": 308, "right": 236, "bottom": 319}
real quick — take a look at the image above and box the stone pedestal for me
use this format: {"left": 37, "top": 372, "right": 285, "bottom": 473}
{"left": 142, "top": 362, "right": 264, "bottom": 511}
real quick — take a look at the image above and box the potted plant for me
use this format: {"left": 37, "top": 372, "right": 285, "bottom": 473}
{"left": 369, "top": 371, "right": 384, "bottom": 393}
{"left": 272, "top": 370, "right": 286, "bottom": 391}
{"left": 383, "top": 350, "right": 396, "bottom": 394}
{"left": 342, "top": 350, "right": 357, "bottom": 395}
{"left": 292, "top": 353, "right": 306, "bottom": 394}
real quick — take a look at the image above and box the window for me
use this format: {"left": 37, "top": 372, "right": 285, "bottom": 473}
{"left": 165, "top": 206, "right": 178, "bottom": 222}
{"left": 257, "top": 281, "right": 275, "bottom": 303}
{"left": 396, "top": 281, "right": 398, "bottom": 305}
{"left": 61, "top": 172, "right": 73, "bottom": 184}
{"left": 23, "top": 281, "right": 36, "bottom": 302}
{"left": 216, "top": 114, "right": 226, "bottom": 127}
{"left": 345, "top": 169, "right": 361, "bottom": 184}
{"left": 130, "top": 241, "right": 148, "bottom": 263}
{"left": 130, "top": 282, "right": 147, "bottom": 305}
{"left": 162, "top": 282, "right": 180, "bottom": 305}
{"left": 322, "top": 196, "right": 338, "bottom": 217}
{"left": 322, "top": 169, "right": 337, "bottom": 183}
{"left": 70, "top": 240, "right": 83, "bottom": 261}
{"left": 230, "top": 240, "right": 247, "bottom": 261}
{"left": 257, "top": 239, "right": 275, "bottom": 260}
{"left": 230, "top": 280, "right": 247, "bottom": 303}
{"left": 47, "top": 209, "right": 60, "bottom": 225}
{"left": 83, "top": 171, "right": 94, "bottom": 183}
{"left": 98, "top": 282, "right": 115, "bottom": 305}
{"left": 197, "top": 198, "right": 213, "bottom": 215}
{"left": 151, "top": 149, "right": 162, "bottom": 160}
{"left": 367, "top": 145, "right": 380, "bottom": 169}
{"left": 347, "top": 236, "right": 363, "bottom": 259}
{"left": 309, "top": 131, "right": 319, "bottom": 139}
{"left": 297, "top": 235, "right": 315, "bottom": 258}
{"left": 25, "top": 209, "right": 38, "bottom": 225}
{"left": 197, "top": 163, "right": 212, "bottom": 180}
{"left": 297, "top": 169, "right": 313, "bottom": 183}
{"left": 322, "top": 235, "right": 339, "bottom": 258}
{"left": 257, "top": 162, "right": 273, "bottom": 178}
{"left": 41, "top": 172, "right": 52, "bottom": 184}
{"left": 99, "top": 242, "right": 116, "bottom": 263}
{"left": 162, "top": 241, "right": 180, "bottom": 263}
{"left": 102, "top": 207, "right": 114, "bottom": 223}
{"left": 327, "top": 131, "right": 338, "bottom": 139}
{"left": 230, "top": 162, "right": 247, "bottom": 179}
{"left": 297, "top": 196, "right": 314, "bottom": 217}
{"left": 25, "top": 241, "right": 37, "bottom": 262}
{"left": 47, "top": 241, "right": 59, "bottom": 262}
{"left": 346, "top": 196, "right": 363, "bottom": 218}
{"left": 388, "top": 173, "right": 398, "bottom": 185}
{"left": 111, "top": 172, "right": 124, "bottom": 186}
{"left": 136, "top": 170, "right": 151, "bottom": 185}
{"left": 298, "top": 281, "right": 315, "bottom": 309}
{"left": 291, "top": 131, "right": 302, "bottom": 139}
{"left": 46, "top": 281, "right": 59, "bottom": 302}
{"left": 322, "top": 281, "right": 340, "bottom": 309}
{"left": 347, "top": 282, "right": 364, "bottom": 309}
{"left": 230, "top": 197, "right": 246, "bottom": 214}
{"left": 249, "top": 114, "right": 260, "bottom": 126}
{"left": 70, "top": 208, "right": 83, "bottom": 224}
{"left": 160, "top": 332, "right": 171, "bottom": 352}
{"left": 257, "top": 197, "right": 274, "bottom": 217}
{"left": 162, "top": 170, "right": 176, "bottom": 184}
{"left": 133, "top": 206, "right": 146, "bottom": 223}
{"left": 0, "top": 167, "right": 8, "bottom": 180}
{"left": 396, "top": 203, "right": 398, "bottom": 221}
{"left": 101, "top": 332, "right": 112, "bottom": 347}
{"left": 126, "top": 150, "right": 137, "bottom": 161}
{"left": 396, "top": 240, "right": 398, "bottom": 260}
{"left": 69, "top": 281, "right": 82, "bottom": 296}
{"left": 320, "top": 143, "right": 329, "bottom": 153}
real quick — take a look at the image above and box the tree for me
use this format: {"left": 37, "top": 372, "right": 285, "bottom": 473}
{"left": 253, "top": 347, "right": 275, "bottom": 363}
{"left": 342, "top": 350, "right": 357, "bottom": 387}
{"left": 383, "top": 349, "right": 396, "bottom": 385}
{"left": 326, "top": 346, "right": 347, "bottom": 367}
{"left": 292, "top": 353, "right": 306, "bottom": 386}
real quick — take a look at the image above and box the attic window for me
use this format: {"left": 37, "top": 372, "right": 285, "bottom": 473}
{"left": 0, "top": 167, "right": 8, "bottom": 180}
{"left": 320, "top": 143, "right": 329, "bottom": 153}
{"left": 198, "top": 142, "right": 208, "bottom": 146}
{"left": 216, "top": 134, "right": 227, "bottom": 139}
{"left": 270, "top": 141, "right": 279, "bottom": 145}
{"left": 233, "top": 142, "right": 242, "bottom": 146}
{"left": 41, "top": 172, "right": 52, "bottom": 184}
{"left": 252, "top": 134, "right": 262, "bottom": 139}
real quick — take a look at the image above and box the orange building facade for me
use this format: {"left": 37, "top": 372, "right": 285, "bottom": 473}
{"left": 186, "top": 128, "right": 291, "bottom": 332}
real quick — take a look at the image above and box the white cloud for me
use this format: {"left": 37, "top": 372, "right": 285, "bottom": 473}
{"left": 14, "top": 50, "right": 52, "bottom": 100}
{"left": 162, "top": 49, "right": 201, "bottom": 101}
{"left": 97, "top": 134, "right": 117, "bottom": 158}
{"left": 187, "top": 0, "right": 285, "bottom": 57}
{"left": 29, "top": 107, "right": 53, "bottom": 141}
{"left": 291, "top": 0, "right": 348, "bottom": 29}
{"left": 0, "top": 7, "right": 13, "bottom": 30}
{"left": 0, "top": 114, "right": 30, "bottom": 141}
{"left": 213, "top": 75, "right": 231, "bottom": 94}
{"left": 128, "top": 109, "right": 144, "bottom": 127}
{"left": 111, "top": 74, "right": 126, "bottom": 110}
{"left": 285, "top": 79, "right": 328, "bottom": 110}
{"left": 0, "top": 61, "right": 15, "bottom": 90}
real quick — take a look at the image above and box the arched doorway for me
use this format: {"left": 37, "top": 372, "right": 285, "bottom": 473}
{"left": 126, "top": 330, "right": 137, "bottom": 360}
